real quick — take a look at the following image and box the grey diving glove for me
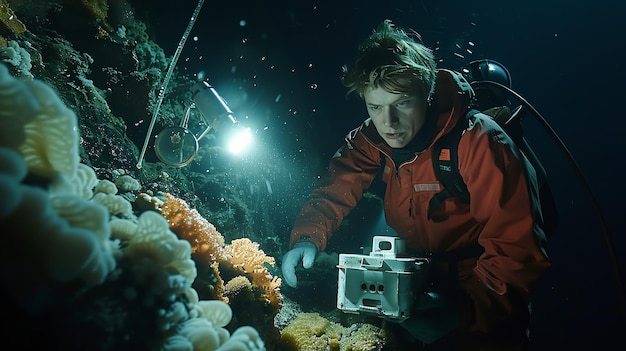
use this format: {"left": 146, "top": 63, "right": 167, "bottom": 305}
{"left": 281, "top": 241, "right": 318, "bottom": 288}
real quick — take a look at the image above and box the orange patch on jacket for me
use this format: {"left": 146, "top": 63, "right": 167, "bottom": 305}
{"left": 439, "top": 148, "right": 451, "bottom": 161}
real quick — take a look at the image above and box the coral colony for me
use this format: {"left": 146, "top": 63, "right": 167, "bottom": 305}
{"left": 0, "top": 63, "right": 266, "bottom": 350}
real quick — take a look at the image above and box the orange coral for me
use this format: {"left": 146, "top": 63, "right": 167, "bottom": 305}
{"left": 158, "top": 193, "right": 282, "bottom": 309}
{"left": 224, "top": 238, "right": 283, "bottom": 308}
{"left": 210, "top": 261, "right": 226, "bottom": 302}
{"left": 160, "top": 193, "right": 225, "bottom": 262}
{"left": 160, "top": 193, "right": 227, "bottom": 301}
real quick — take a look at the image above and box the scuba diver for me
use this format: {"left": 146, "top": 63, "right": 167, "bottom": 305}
{"left": 281, "top": 20, "right": 552, "bottom": 350}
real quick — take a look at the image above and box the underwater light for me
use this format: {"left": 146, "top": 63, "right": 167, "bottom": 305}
{"left": 226, "top": 125, "right": 253, "bottom": 155}
{"left": 191, "top": 81, "right": 254, "bottom": 155}
{"left": 152, "top": 80, "right": 253, "bottom": 167}
{"left": 190, "top": 81, "right": 237, "bottom": 136}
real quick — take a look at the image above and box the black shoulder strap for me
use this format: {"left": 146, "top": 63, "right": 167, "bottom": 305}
{"left": 428, "top": 109, "right": 480, "bottom": 221}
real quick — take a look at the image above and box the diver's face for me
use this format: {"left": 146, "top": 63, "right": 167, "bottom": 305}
{"left": 363, "top": 87, "right": 427, "bottom": 148}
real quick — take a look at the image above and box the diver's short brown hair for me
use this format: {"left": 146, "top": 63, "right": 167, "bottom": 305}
{"left": 342, "top": 20, "right": 436, "bottom": 100}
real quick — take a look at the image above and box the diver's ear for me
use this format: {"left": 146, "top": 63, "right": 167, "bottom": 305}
{"left": 433, "top": 69, "right": 472, "bottom": 113}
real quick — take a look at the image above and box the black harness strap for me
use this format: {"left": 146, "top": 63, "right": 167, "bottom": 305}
{"left": 427, "top": 109, "right": 481, "bottom": 221}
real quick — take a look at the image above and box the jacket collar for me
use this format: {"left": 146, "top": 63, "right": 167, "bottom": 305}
{"left": 430, "top": 69, "right": 474, "bottom": 141}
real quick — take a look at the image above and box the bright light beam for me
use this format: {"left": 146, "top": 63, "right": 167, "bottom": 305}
{"left": 227, "top": 126, "right": 253, "bottom": 154}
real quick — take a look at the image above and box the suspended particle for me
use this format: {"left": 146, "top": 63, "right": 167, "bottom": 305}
{"left": 454, "top": 52, "right": 465, "bottom": 59}
{"left": 468, "top": 41, "right": 475, "bottom": 46}
{"left": 455, "top": 43, "right": 461, "bottom": 49}
{"left": 239, "top": 20, "right": 247, "bottom": 27}
{"left": 275, "top": 94, "right": 282, "bottom": 102}
{"left": 310, "top": 83, "right": 318, "bottom": 89}
{"left": 193, "top": 36, "right": 198, "bottom": 41}
{"left": 466, "top": 49, "right": 473, "bottom": 54}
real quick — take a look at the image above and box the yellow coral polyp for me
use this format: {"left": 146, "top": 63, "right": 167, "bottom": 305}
{"left": 280, "top": 313, "right": 386, "bottom": 351}
{"left": 223, "top": 238, "right": 283, "bottom": 308}
{"left": 0, "top": 0, "right": 26, "bottom": 34}
{"left": 160, "top": 193, "right": 225, "bottom": 262}
{"left": 280, "top": 313, "right": 341, "bottom": 351}
{"left": 224, "top": 276, "right": 253, "bottom": 297}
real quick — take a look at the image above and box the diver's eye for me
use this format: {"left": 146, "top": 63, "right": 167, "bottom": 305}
{"left": 367, "top": 105, "right": 381, "bottom": 112}
{"left": 395, "top": 99, "right": 412, "bottom": 108}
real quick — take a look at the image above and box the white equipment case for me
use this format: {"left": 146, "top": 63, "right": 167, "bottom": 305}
{"left": 336, "top": 236, "right": 429, "bottom": 322}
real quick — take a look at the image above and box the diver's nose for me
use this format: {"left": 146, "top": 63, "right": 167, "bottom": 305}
{"left": 382, "top": 107, "right": 399, "bottom": 127}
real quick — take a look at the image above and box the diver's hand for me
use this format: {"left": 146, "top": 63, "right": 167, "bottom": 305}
{"left": 281, "top": 241, "right": 318, "bottom": 288}
{"left": 400, "top": 292, "right": 459, "bottom": 344}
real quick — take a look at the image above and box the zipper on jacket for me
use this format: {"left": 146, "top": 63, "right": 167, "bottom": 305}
{"left": 395, "top": 152, "right": 421, "bottom": 186}
{"left": 409, "top": 198, "right": 413, "bottom": 218}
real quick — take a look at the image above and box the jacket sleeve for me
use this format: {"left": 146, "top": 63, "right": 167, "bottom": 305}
{"left": 457, "top": 114, "right": 551, "bottom": 330}
{"left": 289, "top": 128, "right": 381, "bottom": 251}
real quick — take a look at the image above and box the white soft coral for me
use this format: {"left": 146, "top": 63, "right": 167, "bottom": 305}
{"left": 0, "top": 147, "right": 116, "bottom": 312}
{"left": 0, "top": 62, "right": 117, "bottom": 311}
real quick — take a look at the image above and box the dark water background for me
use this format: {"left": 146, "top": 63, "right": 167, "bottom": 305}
{"left": 143, "top": 0, "right": 625, "bottom": 348}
